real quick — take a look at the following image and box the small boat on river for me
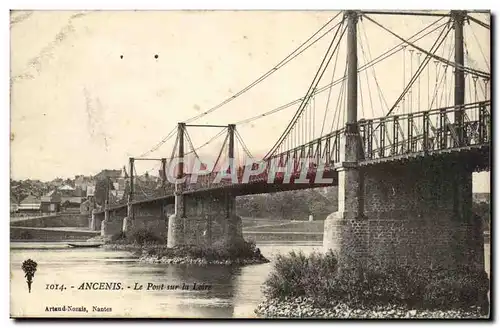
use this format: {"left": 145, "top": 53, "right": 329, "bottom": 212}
{"left": 68, "top": 243, "right": 103, "bottom": 248}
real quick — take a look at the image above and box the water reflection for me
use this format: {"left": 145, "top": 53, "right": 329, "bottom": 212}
{"left": 10, "top": 242, "right": 322, "bottom": 318}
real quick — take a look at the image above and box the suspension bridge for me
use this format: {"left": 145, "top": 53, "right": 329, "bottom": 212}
{"left": 91, "top": 10, "right": 490, "bottom": 268}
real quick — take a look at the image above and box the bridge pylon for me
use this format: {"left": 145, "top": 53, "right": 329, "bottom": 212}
{"left": 167, "top": 122, "right": 243, "bottom": 248}
{"left": 323, "top": 10, "right": 484, "bottom": 271}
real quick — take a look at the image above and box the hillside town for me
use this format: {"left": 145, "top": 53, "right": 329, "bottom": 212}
{"left": 10, "top": 167, "right": 161, "bottom": 216}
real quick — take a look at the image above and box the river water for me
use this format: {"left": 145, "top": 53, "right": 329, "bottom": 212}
{"left": 10, "top": 242, "right": 323, "bottom": 318}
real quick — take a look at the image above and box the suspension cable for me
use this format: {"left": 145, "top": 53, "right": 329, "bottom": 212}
{"left": 429, "top": 41, "right": 454, "bottom": 109}
{"left": 467, "top": 24, "right": 490, "bottom": 72}
{"left": 139, "top": 13, "right": 344, "bottom": 156}
{"left": 363, "top": 14, "right": 490, "bottom": 79}
{"left": 183, "top": 12, "right": 343, "bottom": 124}
{"left": 384, "top": 21, "right": 451, "bottom": 117}
{"left": 330, "top": 66, "right": 347, "bottom": 132}
{"left": 212, "top": 133, "right": 229, "bottom": 173}
{"left": 467, "top": 14, "right": 490, "bottom": 30}
{"left": 235, "top": 129, "right": 254, "bottom": 158}
{"left": 139, "top": 126, "right": 177, "bottom": 158}
{"left": 359, "top": 24, "right": 375, "bottom": 118}
{"left": 264, "top": 22, "right": 347, "bottom": 159}
{"left": 185, "top": 128, "right": 227, "bottom": 156}
{"left": 360, "top": 19, "right": 390, "bottom": 112}
{"left": 167, "top": 133, "right": 179, "bottom": 169}
{"left": 183, "top": 128, "right": 200, "bottom": 160}
{"left": 235, "top": 18, "right": 448, "bottom": 126}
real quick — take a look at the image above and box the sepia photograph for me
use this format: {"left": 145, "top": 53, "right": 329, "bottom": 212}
{"left": 9, "top": 8, "right": 491, "bottom": 319}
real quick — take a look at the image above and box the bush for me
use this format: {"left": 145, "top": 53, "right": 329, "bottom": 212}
{"left": 264, "top": 250, "right": 338, "bottom": 300}
{"left": 422, "top": 266, "right": 489, "bottom": 311}
{"left": 142, "top": 239, "right": 266, "bottom": 262}
{"left": 264, "top": 251, "right": 311, "bottom": 299}
{"left": 263, "top": 251, "right": 490, "bottom": 311}
{"left": 126, "top": 228, "right": 165, "bottom": 245}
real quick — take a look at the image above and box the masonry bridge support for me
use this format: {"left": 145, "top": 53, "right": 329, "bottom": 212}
{"left": 93, "top": 200, "right": 172, "bottom": 240}
{"left": 93, "top": 122, "right": 244, "bottom": 248}
{"left": 323, "top": 154, "right": 484, "bottom": 269}
{"left": 323, "top": 10, "right": 485, "bottom": 270}
{"left": 167, "top": 123, "right": 243, "bottom": 248}
{"left": 167, "top": 189, "right": 243, "bottom": 247}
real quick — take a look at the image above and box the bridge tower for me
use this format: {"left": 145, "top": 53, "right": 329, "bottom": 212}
{"left": 167, "top": 122, "right": 186, "bottom": 247}
{"left": 120, "top": 157, "right": 135, "bottom": 234}
{"left": 224, "top": 124, "right": 244, "bottom": 245}
{"left": 167, "top": 123, "right": 243, "bottom": 248}
{"left": 323, "top": 10, "right": 485, "bottom": 270}
{"left": 323, "top": 10, "right": 365, "bottom": 259}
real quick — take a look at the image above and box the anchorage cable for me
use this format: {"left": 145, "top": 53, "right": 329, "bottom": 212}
{"left": 183, "top": 12, "right": 343, "bottom": 124}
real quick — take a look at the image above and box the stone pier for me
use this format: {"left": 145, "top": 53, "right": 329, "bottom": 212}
{"left": 117, "top": 200, "right": 170, "bottom": 240}
{"left": 323, "top": 10, "right": 483, "bottom": 270}
{"left": 323, "top": 130, "right": 484, "bottom": 269}
{"left": 168, "top": 189, "right": 243, "bottom": 248}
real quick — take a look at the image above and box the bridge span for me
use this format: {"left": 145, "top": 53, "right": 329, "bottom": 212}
{"left": 88, "top": 10, "right": 489, "bottom": 270}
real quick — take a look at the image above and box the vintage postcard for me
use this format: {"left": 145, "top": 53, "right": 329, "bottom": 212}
{"left": 10, "top": 9, "right": 490, "bottom": 319}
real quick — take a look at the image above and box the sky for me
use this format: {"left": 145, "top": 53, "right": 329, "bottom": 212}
{"left": 9, "top": 10, "right": 490, "bottom": 191}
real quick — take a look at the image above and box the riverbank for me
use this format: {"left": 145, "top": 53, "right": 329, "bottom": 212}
{"left": 256, "top": 249, "right": 490, "bottom": 319}
{"left": 91, "top": 233, "right": 270, "bottom": 265}
{"left": 136, "top": 241, "right": 270, "bottom": 265}
{"left": 255, "top": 297, "right": 487, "bottom": 319}
{"left": 139, "top": 253, "right": 268, "bottom": 265}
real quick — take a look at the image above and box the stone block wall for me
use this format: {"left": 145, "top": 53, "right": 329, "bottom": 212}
{"left": 127, "top": 216, "right": 168, "bottom": 240}
{"left": 135, "top": 205, "right": 163, "bottom": 218}
{"left": 101, "top": 217, "right": 123, "bottom": 238}
{"left": 10, "top": 214, "right": 89, "bottom": 228}
{"left": 181, "top": 193, "right": 243, "bottom": 246}
{"left": 363, "top": 160, "right": 459, "bottom": 213}
{"left": 325, "top": 157, "right": 483, "bottom": 269}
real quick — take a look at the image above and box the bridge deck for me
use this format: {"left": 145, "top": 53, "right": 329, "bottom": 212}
{"left": 96, "top": 102, "right": 490, "bottom": 215}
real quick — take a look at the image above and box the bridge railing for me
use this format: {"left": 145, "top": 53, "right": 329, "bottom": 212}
{"left": 181, "top": 130, "right": 345, "bottom": 191}
{"left": 265, "top": 129, "right": 343, "bottom": 171}
{"left": 359, "top": 101, "right": 490, "bottom": 161}
{"left": 131, "top": 182, "right": 177, "bottom": 201}
{"left": 122, "top": 102, "right": 490, "bottom": 202}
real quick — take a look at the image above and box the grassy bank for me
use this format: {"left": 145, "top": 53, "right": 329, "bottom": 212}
{"left": 139, "top": 240, "right": 269, "bottom": 265}
{"left": 102, "top": 228, "right": 269, "bottom": 265}
{"left": 256, "top": 250, "right": 489, "bottom": 318}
